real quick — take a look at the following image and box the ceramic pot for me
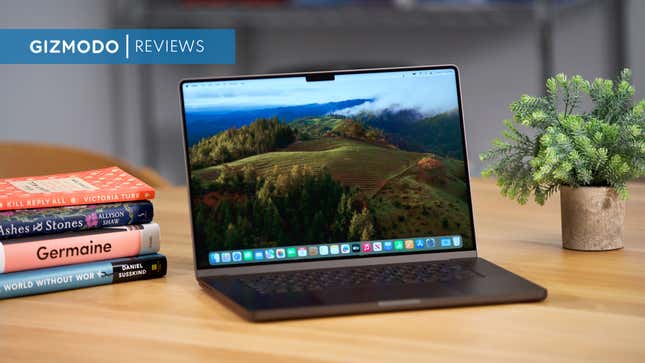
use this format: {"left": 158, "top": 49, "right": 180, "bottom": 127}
{"left": 560, "top": 186, "right": 625, "bottom": 251}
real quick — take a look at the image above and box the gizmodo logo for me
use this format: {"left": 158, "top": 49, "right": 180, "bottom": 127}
{"left": 29, "top": 39, "right": 119, "bottom": 54}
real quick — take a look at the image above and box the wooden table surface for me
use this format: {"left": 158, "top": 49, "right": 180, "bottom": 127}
{"left": 1, "top": 179, "right": 644, "bottom": 363}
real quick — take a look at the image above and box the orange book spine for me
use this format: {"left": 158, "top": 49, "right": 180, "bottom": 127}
{"left": 0, "top": 224, "right": 160, "bottom": 274}
{"left": 0, "top": 188, "right": 155, "bottom": 210}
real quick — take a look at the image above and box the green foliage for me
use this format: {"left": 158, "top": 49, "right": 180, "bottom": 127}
{"left": 326, "top": 118, "right": 388, "bottom": 144}
{"left": 189, "top": 117, "right": 296, "bottom": 169}
{"left": 481, "top": 69, "right": 644, "bottom": 204}
{"left": 289, "top": 115, "right": 387, "bottom": 144}
{"left": 193, "top": 164, "right": 367, "bottom": 251}
{"left": 354, "top": 110, "right": 464, "bottom": 158}
{"left": 288, "top": 115, "right": 342, "bottom": 139}
{"left": 348, "top": 207, "right": 375, "bottom": 241}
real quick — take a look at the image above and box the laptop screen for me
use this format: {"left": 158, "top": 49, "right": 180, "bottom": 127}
{"left": 181, "top": 66, "right": 476, "bottom": 269}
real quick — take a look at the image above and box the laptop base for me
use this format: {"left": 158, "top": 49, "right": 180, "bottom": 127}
{"left": 199, "top": 257, "right": 547, "bottom": 322}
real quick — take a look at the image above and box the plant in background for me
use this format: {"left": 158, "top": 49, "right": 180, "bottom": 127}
{"left": 480, "top": 69, "right": 644, "bottom": 205}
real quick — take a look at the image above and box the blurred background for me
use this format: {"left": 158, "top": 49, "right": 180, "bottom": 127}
{"left": 1, "top": 0, "right": 643, "bottom": 185}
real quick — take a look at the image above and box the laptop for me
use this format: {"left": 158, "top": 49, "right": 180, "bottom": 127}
{"left": 179, "top": 65, "right": 547, "bottom": 321}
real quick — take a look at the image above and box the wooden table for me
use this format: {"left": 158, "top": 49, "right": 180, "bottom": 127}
{"left": 2, "top": 179, "right": 644, "bottom": 363}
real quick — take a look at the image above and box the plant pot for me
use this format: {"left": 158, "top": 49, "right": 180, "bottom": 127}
{"left": 560, "top": 186, "right": 625, "bottom": 251}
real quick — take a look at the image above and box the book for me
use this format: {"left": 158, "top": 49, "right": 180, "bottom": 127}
{"left": 0, "top": 253, "right": 167, "bottom": 299}
{"left": 0, "top": 201, "right": 154, "bottom": 239}
{"left": 0, "top": 167, "right": 155, "bottom": 211}
{"left": 0, "top": 223, "right": 160, "bottom": 274}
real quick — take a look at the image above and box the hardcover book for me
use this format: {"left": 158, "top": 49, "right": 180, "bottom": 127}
{"left": 0, "top": 253, "right": 167, "bottom": 299}
{"left": 0, "top": 167, "right": 155, "bottom": 211}
{"left": 0, "top": 201, "right": 154, "bottom": 239}
{"left": 0, "top": 223, "right": 160, "bottom": 274}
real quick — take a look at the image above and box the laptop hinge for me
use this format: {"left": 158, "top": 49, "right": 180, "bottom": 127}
{"left": 197, "top": 250, "right": 478, "bottom": 278}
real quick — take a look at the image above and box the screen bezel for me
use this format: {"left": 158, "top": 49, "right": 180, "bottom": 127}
{"left": 179, "top": 65, "right": 478, "bottom": 271}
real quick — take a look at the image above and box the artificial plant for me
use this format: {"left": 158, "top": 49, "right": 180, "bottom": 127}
{"left": 480, "top": 69, "right": 644, "bottom": 205}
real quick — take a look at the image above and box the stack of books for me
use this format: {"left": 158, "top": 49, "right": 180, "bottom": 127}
{"left": 0, "top": 167, "right": 167, "bottom": 299}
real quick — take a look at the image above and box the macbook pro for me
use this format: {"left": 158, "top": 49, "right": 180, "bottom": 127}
{"left": 179, "top": 65, "right": 547, "bottom": 321}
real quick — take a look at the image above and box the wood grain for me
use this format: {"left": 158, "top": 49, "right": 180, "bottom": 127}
{"left": 1, "top": 178, "right": 644, "bottom": 363}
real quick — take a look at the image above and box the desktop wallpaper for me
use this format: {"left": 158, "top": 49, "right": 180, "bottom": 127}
{"left": 183, "top": 70, "right": 474, "bottom": 267}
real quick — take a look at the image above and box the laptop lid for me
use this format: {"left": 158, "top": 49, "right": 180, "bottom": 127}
{"left": 180, "top": 65, "right": 477, "bottom": 277}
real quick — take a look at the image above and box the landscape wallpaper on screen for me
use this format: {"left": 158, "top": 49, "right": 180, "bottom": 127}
{"left": 184, "top": 72, "right": 473, "bottom": 266}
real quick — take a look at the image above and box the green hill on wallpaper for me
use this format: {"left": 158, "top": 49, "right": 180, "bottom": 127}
{"left": 190, "top": 116, "right": 472, "bottom": 258}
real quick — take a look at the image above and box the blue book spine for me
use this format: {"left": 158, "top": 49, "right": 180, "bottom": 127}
{"left": 0, "top": 253, "right": 166, "bottom": 299}
{"left": 0, "top": 201, "right": 153, "bottom": 239}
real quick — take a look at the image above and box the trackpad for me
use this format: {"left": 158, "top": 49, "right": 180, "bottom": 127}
{"left": 315, "top": 284, "right": 460, "bottom": 305}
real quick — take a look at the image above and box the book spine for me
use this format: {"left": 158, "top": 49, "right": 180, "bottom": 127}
{"left": 0, "top": 189, "right": 156, "bottom": 211}
{"left": 0, "top": 253, "right": 167, "bottom": 299}
{"left": 0, "top": 223, "right": 160, "bottom": 274}
{"left": 0, "top": 201, "right": 154, "bottom": 239}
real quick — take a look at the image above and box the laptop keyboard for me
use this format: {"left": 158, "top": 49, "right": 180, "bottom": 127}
{"left": 238, "top": 261, "right": 479, "bottom": 295}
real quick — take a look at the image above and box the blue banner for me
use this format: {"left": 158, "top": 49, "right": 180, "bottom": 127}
{"left": 0, "top": 29, "right": 235, "bottom": 64}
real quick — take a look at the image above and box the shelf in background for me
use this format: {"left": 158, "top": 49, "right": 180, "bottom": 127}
{"left": 118, "top": 0, "right": 598, "bottom": 29}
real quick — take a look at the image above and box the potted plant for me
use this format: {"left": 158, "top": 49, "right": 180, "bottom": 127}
{"left": 480, "top": 69, "right": 644, "bottom": 251}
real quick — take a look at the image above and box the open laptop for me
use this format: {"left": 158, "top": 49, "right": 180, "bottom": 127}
{"left": 179, "top": 65, "right": 547, "bottom": 321}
